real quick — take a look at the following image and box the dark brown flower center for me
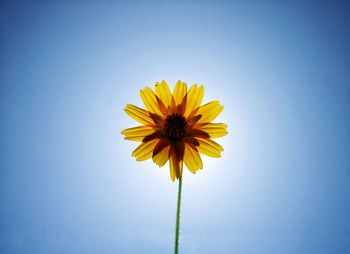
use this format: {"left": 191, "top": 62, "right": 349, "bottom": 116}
{"left": 164, "top": 113, "right": 187, "bottom": 140}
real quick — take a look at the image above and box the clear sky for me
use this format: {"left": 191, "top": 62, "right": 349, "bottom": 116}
{"left": 1, "top": 1, "right": 349, "bottom": 253}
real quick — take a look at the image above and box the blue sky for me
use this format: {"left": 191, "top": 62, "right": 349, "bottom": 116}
{"left": 1, "top": 1, "right": 349, "bottom": 253}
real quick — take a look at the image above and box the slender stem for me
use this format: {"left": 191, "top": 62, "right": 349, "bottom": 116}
{"left": 174, "top": 176, "right": 182, "bottom": 254}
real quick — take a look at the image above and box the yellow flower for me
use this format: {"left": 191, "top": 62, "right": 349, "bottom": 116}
{"left": 121, "top": 81, "right": 228, "bottom": 181}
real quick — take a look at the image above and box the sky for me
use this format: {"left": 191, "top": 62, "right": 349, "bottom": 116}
{"left": 1, "top": 1, "right": 350, "bottom": 253}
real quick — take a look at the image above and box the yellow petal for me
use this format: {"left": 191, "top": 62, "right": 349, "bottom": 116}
{"left": 197, "top": 138, "right": 224, "bottom": 158}
{"left": 184, "top": 84, "right": 204, "bottom": 117}
{"left": 121, "top": 126, "right": 154, "bottom": 141}
{"left": 197, "top": 123, "right": 228, "bottom": 138}
{"left": 183, "top": 143, "right": 203, "bottom": 173}
{"left": 196, "top": 101, "right": 224, "bottom": 123}
{"left": 124, "top": 104, "right": 154, "bottom": 125}
{"left": 169, "top": 156, "right": 183, "bottom": 181}
{"left": 140, "top": 87, "right": 163, "bottom": 115}
{"left": 169, "top": 159, "right": 176, "bottom": 181}
{"left": 173, "top": 80, "right": 187, "bottom": 105}
{"left": 155, "top": 80, "right": 172, "bottom": 108}
{"left": 152, "top": 145, "right": 170, "bottom": 167}
{"left": 132, "top": 140, "right": 158, "bottom": 161}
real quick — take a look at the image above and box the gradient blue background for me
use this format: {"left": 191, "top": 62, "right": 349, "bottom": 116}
{"left": 1, "top": 1, "right": 350, "bottom": 253}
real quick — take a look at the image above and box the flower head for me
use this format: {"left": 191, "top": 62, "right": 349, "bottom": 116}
{"left": 121, "top": 81, "right": 228, "bottom": 181}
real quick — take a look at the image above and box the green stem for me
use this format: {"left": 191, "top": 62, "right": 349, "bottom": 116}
{"left": 174, "top": 176, "right": 182, "bottom": 254}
